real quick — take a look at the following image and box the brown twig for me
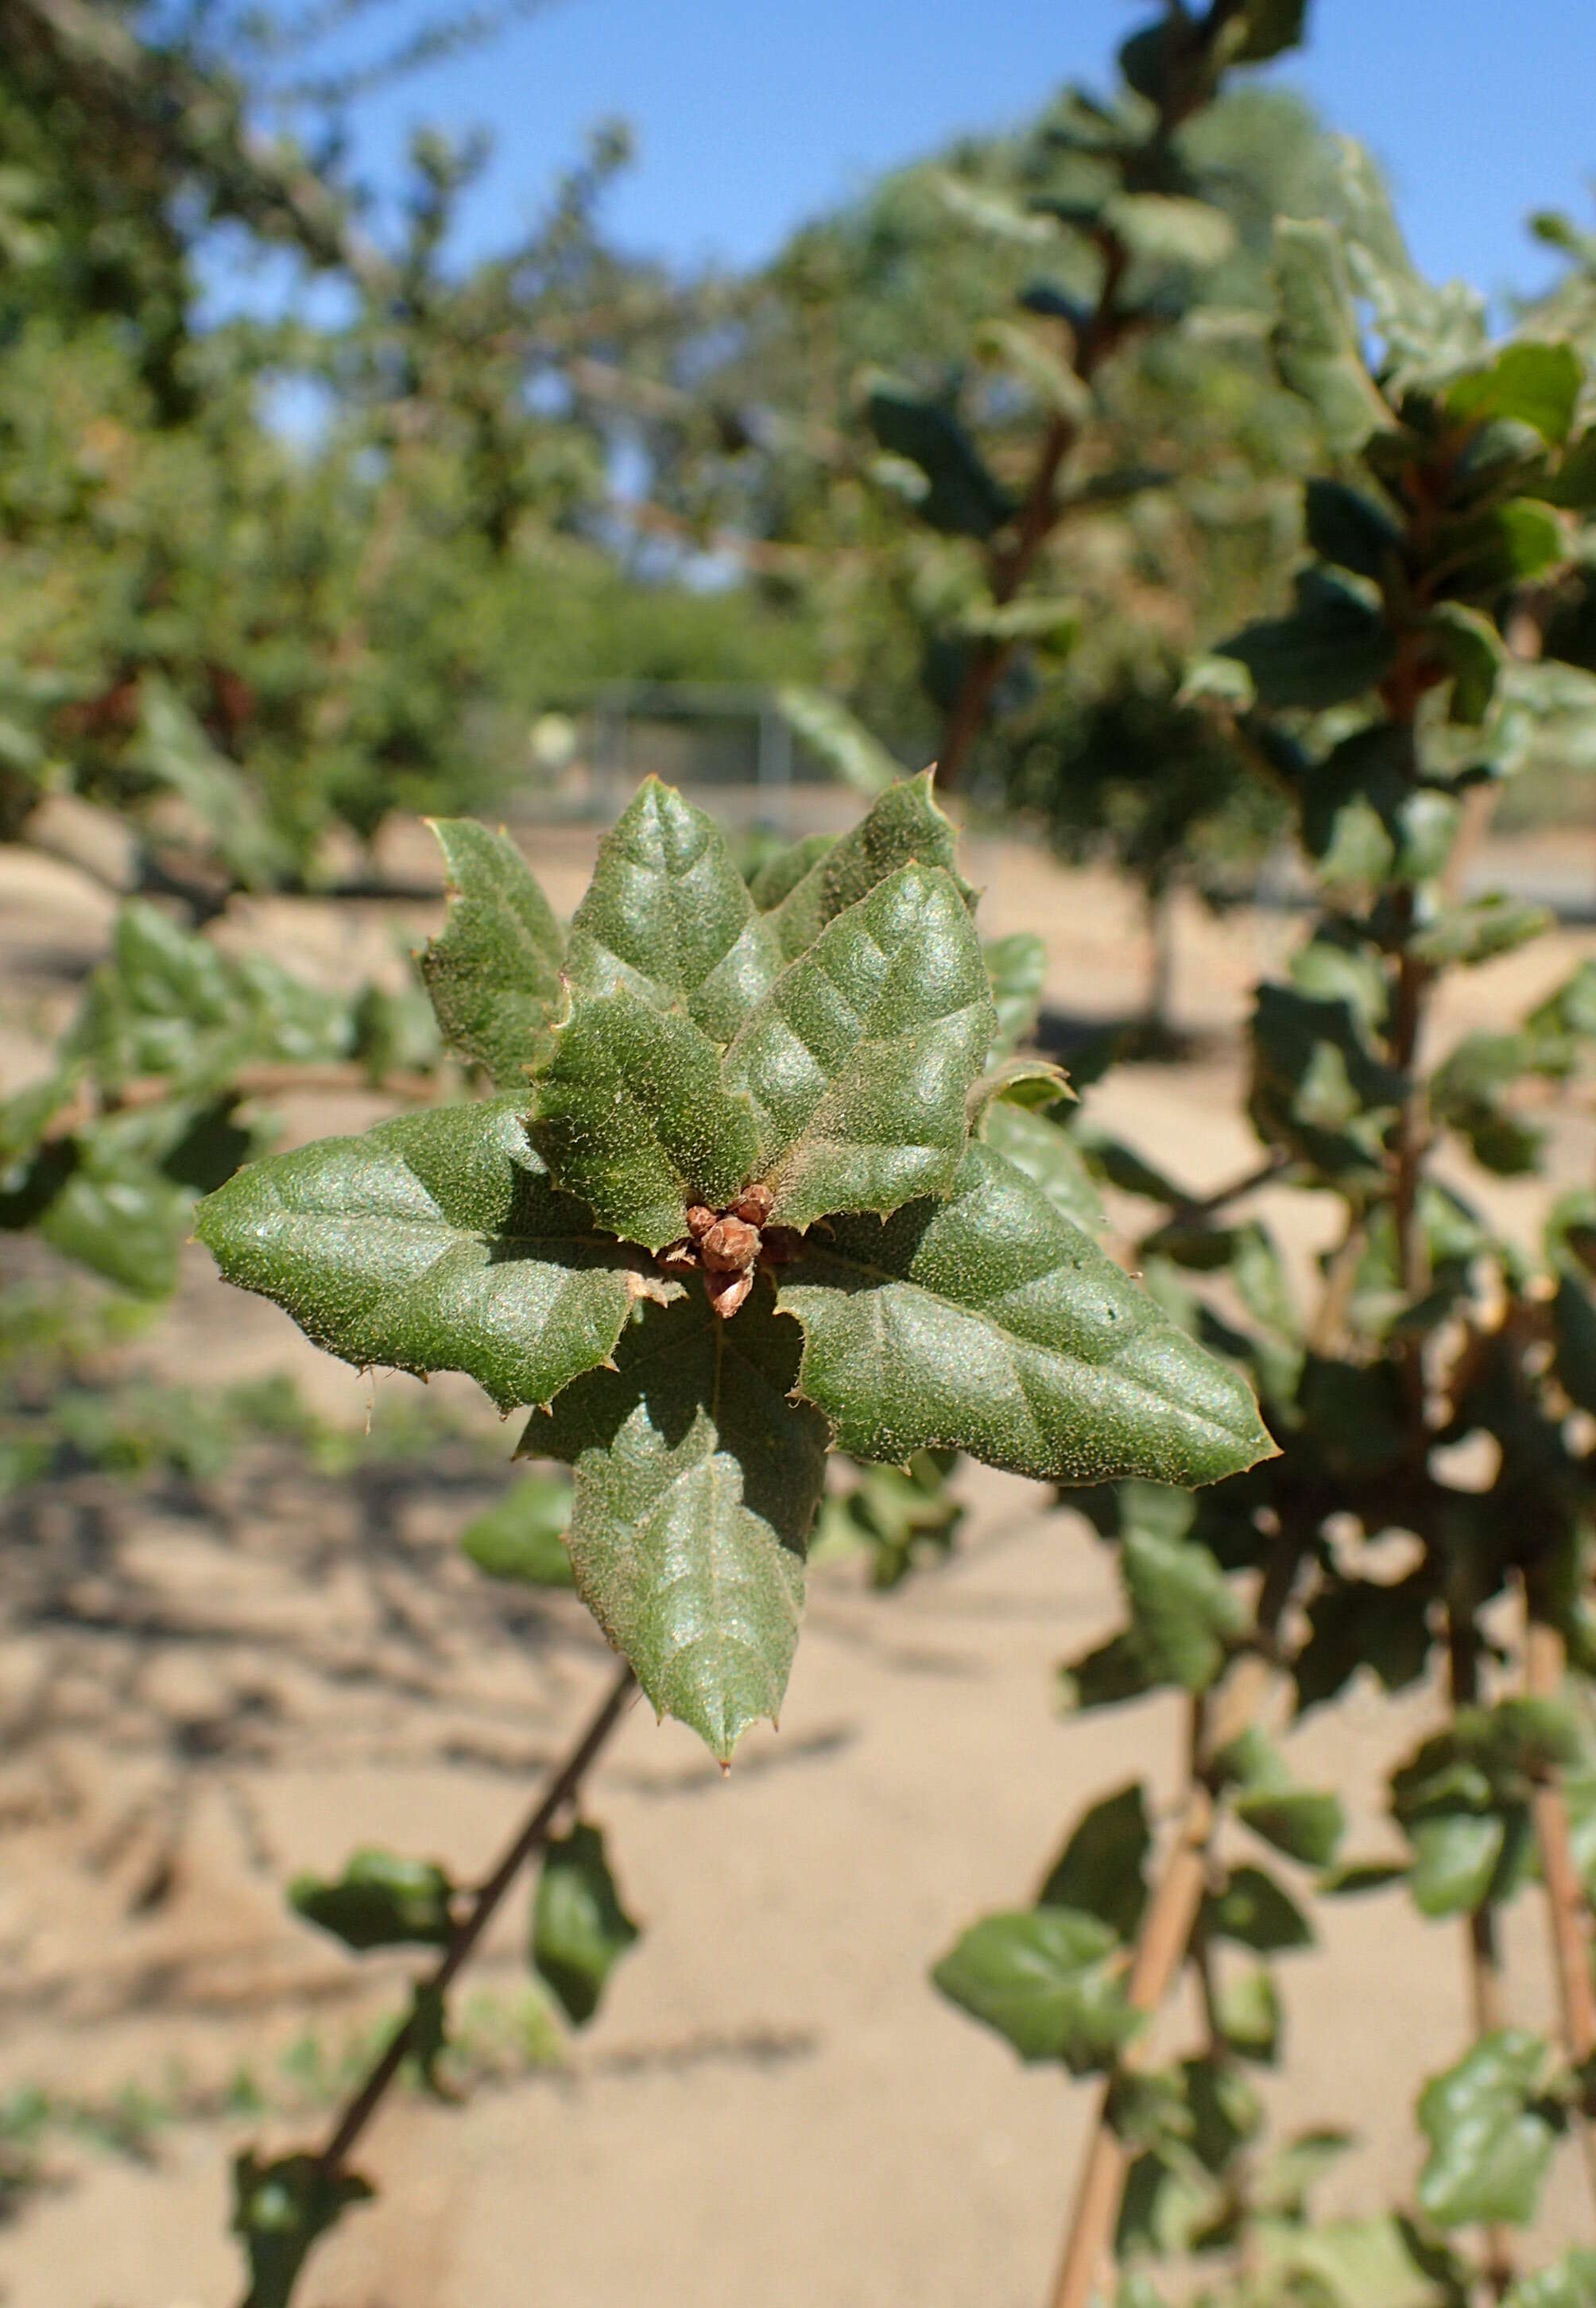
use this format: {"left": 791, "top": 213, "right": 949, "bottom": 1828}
{"left": 1047, "top": 1539, "right": 1304, "bottom": 2308}
{"left": 1447, "top": 1606, "right": 1516, "bottom": 2301}
{"left": 1524, "top": 1613, "right": 1596, "bottom": 2213}
{"left": 1048, "top": 1779, "right": 1215, "bottom": 2308}
{"left": 307, "top": 1660, "right": 636, "bottom": 2184}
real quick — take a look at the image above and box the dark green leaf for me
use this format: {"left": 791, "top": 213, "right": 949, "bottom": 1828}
{"left": 932, "top": 1907, "right": 1140, "bottom": 2069}
{"left": 1037, "top": 1783, "right": 1151, "bottom": 1940}
{"left": 769, "top": 772, "right": 969, "bottom": 962}
{"left": 531, "top": 1820, "right": 640, "bottom": 2026}
{"left": 419, "top": 818, "right": 564, "bottom": 1086}
{"left": 724, "top": 864, "right": 993, "bottom": 1228}
{"left": 196, "top": 1098, "right": 637, "bottom": 1411}
{"left": 1237, "top": 1787, "right": 1346, "bottom": 1868}
{"left": 866, "top": 385, "right": 1013, "bottom": 539}
{"left": 779, "top": 1142, "right": 1276, "bottom": 1488}
{"left": 459, "top": 1474, "right": 574, "bottom": 1587}
{"left": 564, "top": 777, "right": 780, "bottom": 1046}
{"left": 1304, "top": 479, "right": 1402, "bottom": 581}
{"left": 289, "top": 1850, "right": 453, "bottom": 1953}
{"left": 1552, "top": 1265, "right": 1596, "bottom": 1416}
{"left": 1204, "top": 1865, "right": 1314, "bottom": 1952}
{"left": 517, "top": 1282, "right": 827, "bottom": 1760}
{"left": 1418, "top": 2031, "right": 1559, "bottom": 2228}
{"left": 1230, "top": 0, "right": 1307, "bottom": 62}
{"left": 532, "top": 993, "right": 760, "bottom": 1250}
{"left": 1218, "top": 571, "right": 1396, "bottom": 711}
{"left": 233, "top": 2150, "right": 374, "bottom": 2308}
{"left": 1059, "top": 1628, "right": 1156, "bottom": 1712}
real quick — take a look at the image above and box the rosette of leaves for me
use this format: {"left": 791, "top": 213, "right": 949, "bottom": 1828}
{"left": 197, "top": 774, "right": 1273, "bottom": 1760}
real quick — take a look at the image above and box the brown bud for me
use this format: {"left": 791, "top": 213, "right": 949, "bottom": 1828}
{"left": 685, "top": 1205, "right": 717, "bottom": 1241}
{"left": 699, "top": 1216, "right": 761, "bottom": 1273}
{"left": 705, "top": 1265, "right": 754, "bottom": 1319}
{"left": 730, "top": 1182, "right": 775, "bottom": 1227}
{"left": 657, "top": 1240, "right": 698, "bottom": 1272}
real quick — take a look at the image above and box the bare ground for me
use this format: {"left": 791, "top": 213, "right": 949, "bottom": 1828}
{"left": 2, "top": 811, "right": 1594, "bottom": 2308}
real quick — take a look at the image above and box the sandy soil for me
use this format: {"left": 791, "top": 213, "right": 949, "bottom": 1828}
{"left": 2, "top": 810, "right": 1594, "bottom": 2308}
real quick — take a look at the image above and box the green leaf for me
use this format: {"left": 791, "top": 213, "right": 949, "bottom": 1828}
{"left": 724, "top": 864, "right": 993, "bottom": 1229}
{"left": 1037, "top": 1783, "right": 1151, "bottom": 1941}
{"left": 746, "top": 831, "right": 835, "bottom": 912}
{"left": 517, "top": 1283, "right": 827, "bottom": 1760}
{"left": 459, "top": 1474, "right": 575, "bottom": 1586}
{"left": 1107, "top": 193, "right": 1235, "bottom": 270}
{"left": 1229, "top": 0, "right": 1307, "bottom": 62}
{"left": 932, "top": 1907, "right": 1140, "bottom": 2070}
{"left": 1417, "top": 2031, "right": 1559, "bottom": 2228}
{"left": 1214, "top": 1965, "right": 1281, "bottom": 2063}
{"left": 1253, "top": 2211, "right": 1466, "bottom": 2307}
{"left": 773, "top": 687, "right": 901, "bottom": 800}
{"left": 1407, "top": 1811, "right": 1513, "bottom": 1918}
{"left": 1428, "top": 603, "right": 1505, "bottom": 725}
{"left": 39, "top": 1157, "right": 190, "bottom": 1299}
{"left": 769, "top": 771, "right": 969, "bottom": 962}
{"left": 1236, "top": 1788, "right": 1346, "bottom": 1868}
{"left": 1304, "top": 479, "right": 1403, "bottom": 581}
{"left": 564, "top": 777, "right": 780, "bottom": 1046}
{"left": 1272, "top": 218, "right": 1390, "bottom": 451}
{"left": 1447, "top": 343, "right": 1582, "bottom": 444}
{"left": 978, "top": 1098, "right": 1105, "bottom": 1234}
{"left": 419, "top": 819, "right": 565, "bottom": 1086}
{"left": 1435, "top": 500, "right": 1564, "bottom": 595}
{"left": 1506, "top": 2250, "right": 1596, "bottom": 2308}
{"left": 1251, "top": 2128, "right": 1356, "bottom": 2220}
{"left": 1218, "top": 571, "right": 1396, "bottom": 711}
{"left": 778, "top": 1142, "right": 1276, "bottom": 1488}
{"left": 1411, "top": 896, "right": 1552, "bottom": 968}
{"left": 196, "top": 1098, "right": 637, "bottom": 1411}
{"left": 984, "top": 932, "right": 1048, "bottom": 1059}
{"left": 532, "top": 992, "right": 760, "bottom": 1251}
{"left": 233, "top": 2150, "right": 374, "bottom": 2308}
{"left": 531, "top": 1821, "right": 640, "bottom": 2026}
{"left": 1204, "top": 1865, "right": 1313, "bottom": 1953}
{"left": 134, "top": 677, "right": 296, "bottom": 892}
{"left": 866, "top": 383, "right": 1013, "bottom": 539}
{"left": 1553, "top": 1264, "right": 1596, "bottom": 1416}
{"left": 1121, "top": 1524, "right": 1242, "bottom": 1690}
{"left": 289, "top": 1850, "right": 454, "bottom": 1952}
{"left": 1059, "top": 1628, "right": 1156, "bottom": 1712}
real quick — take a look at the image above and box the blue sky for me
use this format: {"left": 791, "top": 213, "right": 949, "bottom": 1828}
{"left": 270, "top": 0, "right": 1596, "bottom": 308}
